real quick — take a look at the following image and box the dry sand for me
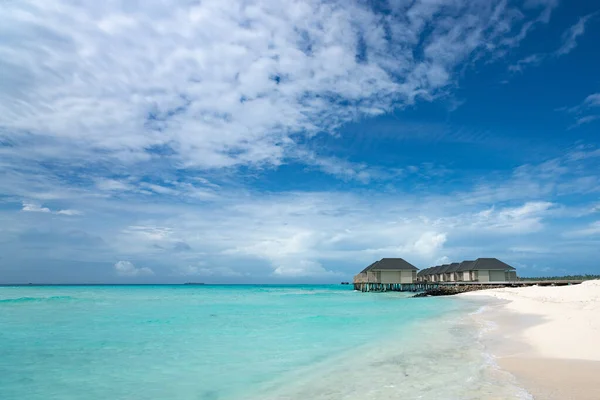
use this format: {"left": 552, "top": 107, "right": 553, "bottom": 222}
{"left": 461, "top": 280, "right": 600, "bottom": 400}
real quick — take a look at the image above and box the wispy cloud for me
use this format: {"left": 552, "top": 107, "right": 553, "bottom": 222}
{"left": 508, "top": 54, "right": 545, "bottom": 73}
{"left": 555, "top": 13, "right": 597, "bottom": 56}
{"left": 474, "top": 201, "right": 556, "bottom": 232}
{"left": 56, "top": 209, "right": 83, "bottom": 216}
{"left": 572, "top": 115, "right": 600, "bottom": 128}
{"left": 508, "top": 12, "right": 596, "bottom": 74}
{"left": 95, "top": 179, "right": 135, "bottom": 192}
{"left": 565, "top": 221, "right": 600, "bottom": 237}
{"left": 565, "top": 92, "right": 600, "bottom": 128}
{"left": 583, "top": 93, "right": 600, "bottom": 108}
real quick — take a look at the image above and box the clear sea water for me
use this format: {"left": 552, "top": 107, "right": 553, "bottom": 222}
{"left": 0, "top": 285, "right": 530, "bottom": 400}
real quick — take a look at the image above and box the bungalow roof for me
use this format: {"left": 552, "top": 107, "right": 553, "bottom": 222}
{"left": 457, "top": 260, "right": 475, "bottom": 272}
{"left": 446, "top": 262, "right": 461, "bottom": 273}
{"left": 360, "top": 261, "right": 380, "bottom": 274}
{"left": 426, "top": 266, "right": 440, "bottom": 275}
{"left": 360, "top": 258, "right": 419, "bottom": 273}
{"left": 437, "top": 264, "right": 452, "bottom": 274}
{"left": 472, "top": 258, "right": 515, "bottom": 271}
{"left": 372, "top": 258, "right": 418, "bottom": 271}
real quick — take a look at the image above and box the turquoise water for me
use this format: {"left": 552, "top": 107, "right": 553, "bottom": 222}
{"left": 0, "top": 285, "right": 530, "bottom": 399}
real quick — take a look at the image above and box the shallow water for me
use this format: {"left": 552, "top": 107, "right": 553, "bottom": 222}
{"left": 0, "top": 285, "right": 529, "bottom": 399}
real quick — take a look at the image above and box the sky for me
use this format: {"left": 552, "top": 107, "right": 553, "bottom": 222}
{"left": 1, "top": 0, "right": 600, "bottom": 283}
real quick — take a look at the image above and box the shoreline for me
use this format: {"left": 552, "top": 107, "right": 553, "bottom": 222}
{"left": 251, "top": 296, "right": 530, "bottom": 400}
{"left": 461, "top": 281, "right": 600, "bottom": 400}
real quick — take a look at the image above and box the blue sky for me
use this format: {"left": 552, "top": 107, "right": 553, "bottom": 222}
{"left": 1, "top": 0, "right": 600, "bottom": 283}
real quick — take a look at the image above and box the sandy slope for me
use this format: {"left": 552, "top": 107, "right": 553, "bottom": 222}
{"left": 461, "top": 280, "right": 600, "bottom": 399}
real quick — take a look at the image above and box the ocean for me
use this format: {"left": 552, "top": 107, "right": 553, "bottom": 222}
{"left": 0, "top": 285, "right": 530, "bottom": 400}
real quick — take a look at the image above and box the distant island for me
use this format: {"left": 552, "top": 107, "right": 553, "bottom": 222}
{"left": 183, "top": 282, "right": 205, "bottom": 285}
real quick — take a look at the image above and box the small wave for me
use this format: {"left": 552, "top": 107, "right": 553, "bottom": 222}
{"left": 469, "top": 305, "right": 488, "bottom": 315}
{"left": 0, "top": 296, "right": 74, "bottom": 304}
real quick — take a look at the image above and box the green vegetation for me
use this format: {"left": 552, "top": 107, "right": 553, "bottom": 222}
{"left": 518, "top": 275, "right": 600, "bottom": 281}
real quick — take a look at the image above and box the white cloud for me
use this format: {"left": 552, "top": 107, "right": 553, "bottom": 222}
{"left": 413, "top": 232, "right": 447, "bottom": 256}
{"left": 22, "top": 202, "right": 51, "bottom": 213}
{"left": 114, "top": 260, "right": 154, "bottom": 277}
{"left": 555, "top": 13, "right": 596, "bottom": 56}
{"left": 1, "top": 0, "right": 556, "bottom": 174}
{"left": 435, "top": 256, "right": 450, "bottom": 265}
{"left": 21, "top": 201, "right": 82, "bottom": 216}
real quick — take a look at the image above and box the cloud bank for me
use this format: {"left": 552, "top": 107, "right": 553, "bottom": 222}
{"left": 2, "top": 0, "right": 558, "bottom": 172}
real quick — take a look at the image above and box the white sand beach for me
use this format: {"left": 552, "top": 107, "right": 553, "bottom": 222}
{"left": 461, "top": 280, "right": 600, "bottom": 400}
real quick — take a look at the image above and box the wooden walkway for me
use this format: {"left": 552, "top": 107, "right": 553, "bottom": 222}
{"left": 353, "top": 280, "right": 584, "bottom": 292}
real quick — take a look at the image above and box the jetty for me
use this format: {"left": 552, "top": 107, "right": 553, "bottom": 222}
{"left": 353, "top": 257, "right": 584, "bottom": 294}
{"left": 354, "top": 280, "right": 584, "bottom": 293}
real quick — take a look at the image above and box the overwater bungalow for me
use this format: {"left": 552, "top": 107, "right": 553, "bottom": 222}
{"left": 416, "top": 267, "right": 431, "bottom": 282}
{"left": 353, "top": 258, "right": 419, "bottom": 286}
{"left": 421, "top": 266, "right": 435, "bottom": 282}
{"left": 429, "top": 265, "right": 442, "bottom": 282}
{"left": 444, "top": 262, "right": 461, "bottom": 282}
{"left": 467, "top": 258, "right": 517, "bottom": 282}
{"left": 456, "top": 260, "right": 475, "bottom": 281}
{"left": 428, "top": 266, "right": 438, "bottom": 281}
{"left": 356, "top": 257, "right": 517, "bottom": 291}
{"left": 437, "top": 264, "right": 451, "bottom": 282}
{"left": 421, "top": 265, "right": 442, "bottom": 282}
{"left": 418, "top": 258, "right": 517, "bottom": 283}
